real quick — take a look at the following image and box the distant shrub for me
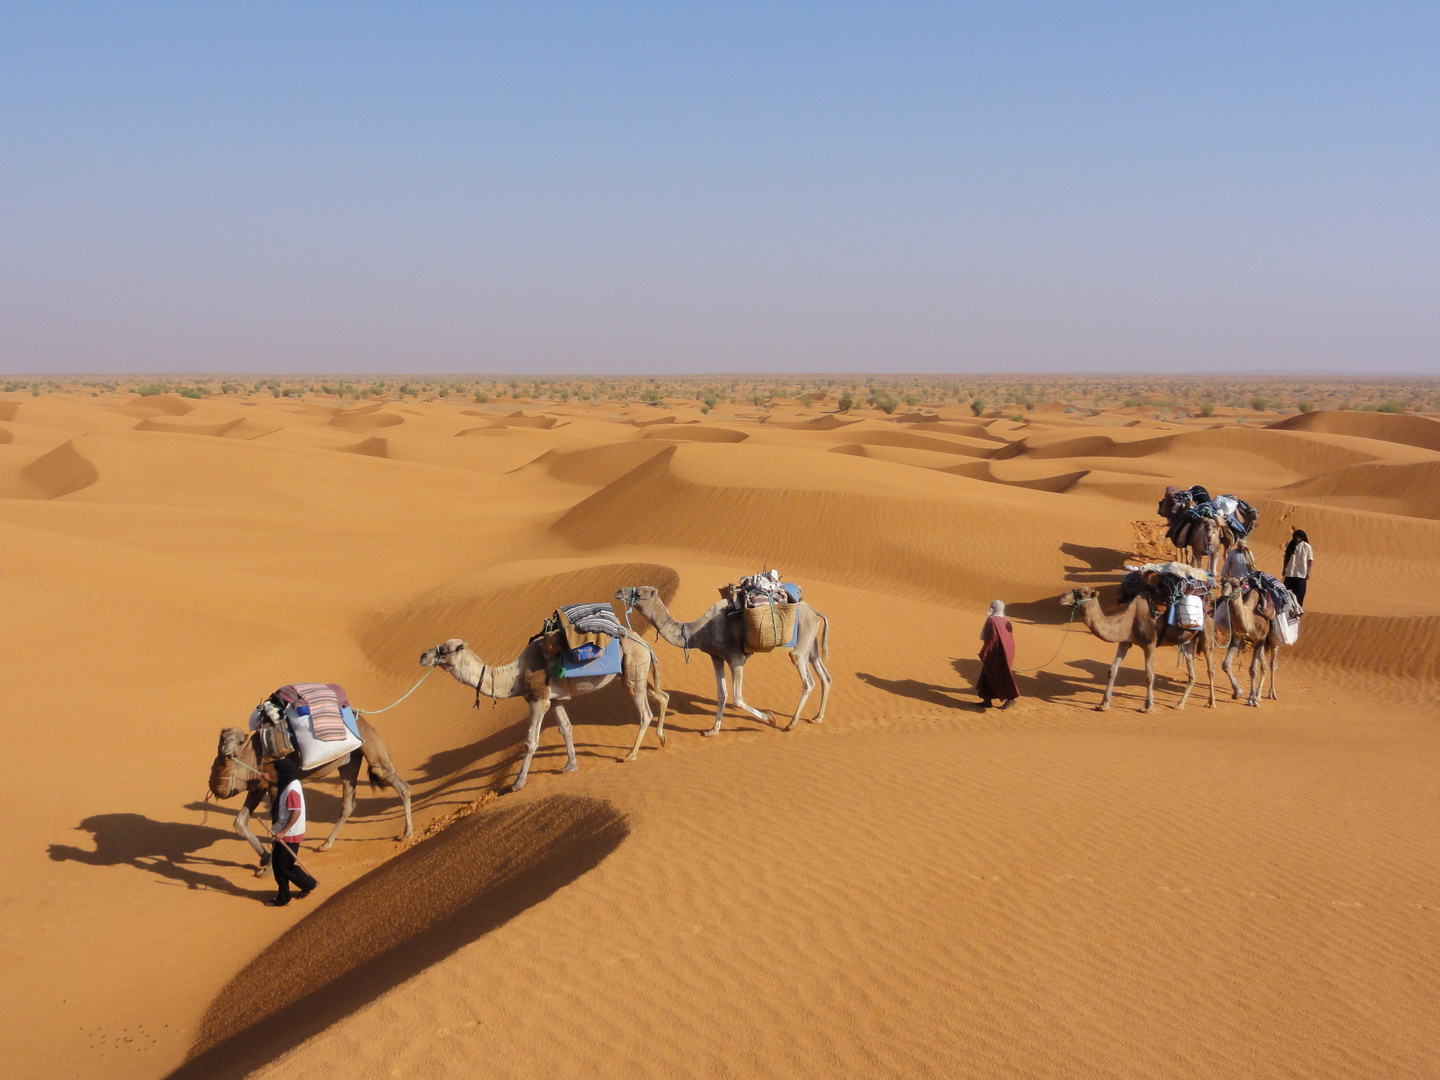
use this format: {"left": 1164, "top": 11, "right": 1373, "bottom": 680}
{"left": 703, "top": 394, "right": 719, "bottom": 410}
{"left": 221, "top": 382, "right": 241, "bottom": 394}
{"left": 178, "top": 387, "right": 205, "bottom": 399}
{"left": 904, "top": 393, "right": 919, "bottom": 407}
{"left": 751, "top": 393, "right": 767, "bottom": 407}
{"left": 137, "top": 384, "right": 166, "bottom": 396}
{"left": 1011, "top": 413, "right": 1024, "bottom": 423}
{"left": 838, "top": 393, "right": 854, "bottom": 412}
{"left": 869, "top": 392, "right": 897, "bottom": 414}
{"left": 1250, "top": 396, "right": 1267, "bottom": 411}
{"left": 970, "top": 398, "right": 986, "bottom": 417}
{"left": 473, "top": 391, "right": 489, "bottom": 403}
{"left": 1376, "top": 400, "right": 1406, "bottom": 413}
{"left": 270, "top": 387, "right": 281, "bottom": 397}
{"left": 1198, "top": 399, "right": 1215, "bottom": 418}
{"left": 800, "top": 394, "right": 813, "bottom": 407}
{"left": 1297, "top": 401, "right": 1314, "bottom": 413}
{"left": 700, "top": 404, "right": 710, "bottom": 414}
{"left": 398, "top": 384, "right": 416, "bottom": 397}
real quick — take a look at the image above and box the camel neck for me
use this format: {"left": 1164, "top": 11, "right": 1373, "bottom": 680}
{"left": 639, "top": 598, "right": 704, "bottom": 649}
{"left": 454, "top": 651, "right": 524, "bottom": 699}
{"left": 1079, "top": 597, "right": 1136, "bottom": 643}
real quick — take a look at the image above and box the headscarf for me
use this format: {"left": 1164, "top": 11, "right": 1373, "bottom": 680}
{"left": 1284, "top": 528, "right": 1309, "bottom": 565}
{"left": 273, "top": 756, "right": 298, "bottom": 792}
{"left": 982, "top": 600, "right": 1006, "bottom": 639}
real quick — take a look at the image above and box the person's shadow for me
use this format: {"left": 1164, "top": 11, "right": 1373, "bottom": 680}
{"left": 48, "top": 813, "right": 269, "bottom": 899}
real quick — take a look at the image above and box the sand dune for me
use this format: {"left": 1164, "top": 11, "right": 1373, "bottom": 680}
{"left": 3, "top": 393, "right": 1438, "bottom": 1080}
{"left": 1269, "top": 408, "right": 1440, "bottom": 450}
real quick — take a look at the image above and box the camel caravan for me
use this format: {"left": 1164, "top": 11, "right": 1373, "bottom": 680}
{"left": 208, "top": 572, "right": 829, "bottom": 872}
{"left": 1070, "top": 483, "right": 1304, "bottom": 714}
{"left": 209, "top": 489, "right": 1306, "bottom": 880}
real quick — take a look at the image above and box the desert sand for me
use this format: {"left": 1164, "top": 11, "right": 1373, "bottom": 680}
{"left": 3, "top": 388, "right": 1438, "bottom": 1079}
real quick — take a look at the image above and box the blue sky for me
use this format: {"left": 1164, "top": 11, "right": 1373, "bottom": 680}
{"left": 1, "top": 3, "right": 1437, "bottom": 374}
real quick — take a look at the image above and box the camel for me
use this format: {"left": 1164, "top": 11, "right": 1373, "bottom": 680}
{"left": 1058, "top": 585, "right": 1216, "bottom": 712}
{"left": 420, "top": 630, "right": 668, "bottom": 792}
{"left": 208, "top": 716, "right": 412, "bottom": 874}
{"left": 616, "top": 585, "right": 832, "bottom": 734}
{"left": 1218, "top": 578, "right": 1282, "bottom": 706}
{"left": 1158, "top": 488, "right": 1229, "bottom": 575}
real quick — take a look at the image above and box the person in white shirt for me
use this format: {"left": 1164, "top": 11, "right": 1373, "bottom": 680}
{"left": 1220, "top": 538, "right": 1255, "bottom": 583}
{"left": 267, "top": 757, "right": 318, "bottom": 907}
{"left": 1283, "top": 529, "right": 1314, "bottom": 607}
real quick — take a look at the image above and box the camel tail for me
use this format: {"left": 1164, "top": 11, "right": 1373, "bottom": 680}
{"left": 366, "top": 762, "right": 388, "bottom": 792}
{"left": 816, "top": 610, "right": 830, "bottom": 662}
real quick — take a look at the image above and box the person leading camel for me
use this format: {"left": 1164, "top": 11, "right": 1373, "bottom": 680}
{"left": 1220, "top": 538, "right": 1255, "bottom": 582}
{"left": 977, "top": 601, "right": 1019, "bottom": 710}
{"left": 1283, "top": 529, "right": 1314, "bottom": 608}
{"left": 267, "top": 758, "right": 317, "bottom": 908}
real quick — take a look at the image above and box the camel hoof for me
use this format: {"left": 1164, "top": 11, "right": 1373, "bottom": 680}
{"left": 623, "top": 751, "right": 639, "bottom": 762}
{"left": 701, "top": 728, "right": 719, "bottom": 738}
{"left": 510, "top": 779, "right": 527, "bottom": 793}
{"left": 1094, "top": 703, "right": 1110, "bottom": 712}
{"left": 1174, "top": 703, "right": 1186, "bottom": 711}
{"left": 319, "top": 840, "right": 334, "bottom": 851}
{"left": 562, "top": 762, "right": 578, "bottom": 773}
{"left": 1139, "top": 706, "right": 1154, "bottom": 714}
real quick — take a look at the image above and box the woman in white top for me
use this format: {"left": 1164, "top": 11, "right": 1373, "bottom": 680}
{"left": 1283, "top": 529, "right": 1314, "bottom": 607}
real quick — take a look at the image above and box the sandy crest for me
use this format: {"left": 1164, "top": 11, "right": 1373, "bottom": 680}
{"left": 1, "top": 392, "right": 1437, "bottom": 1079}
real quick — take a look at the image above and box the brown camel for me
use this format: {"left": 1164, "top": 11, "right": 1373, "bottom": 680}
{"left": 420, "top": 630, "right": 668, "bottom": 792}
{"left": 616, "top": 585, "right": 832, "bottom": 734}
{"left": 208, "top": 717, "right": 413, "bottom": 874}
{"left": 1059, "top": 586, "right": 1216, "bottom": 712}
{"left": 1218, "top": 578, "right": 1282, "bottom": 706}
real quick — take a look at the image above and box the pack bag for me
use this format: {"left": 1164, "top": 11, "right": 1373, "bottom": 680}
{"left": 256, "top": 683, "right": 365, "bottom": 770}
{"left": 1274, "top": 610, "right": 1300, "bottom": 646}
{"left": 532, "top": 602, "right": 626, "bottom": 674}
{"left": 1169, "top": 594, "right": 1206, "bottom": 630}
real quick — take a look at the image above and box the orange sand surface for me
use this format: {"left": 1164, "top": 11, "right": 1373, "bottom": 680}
{"left": 3, "top": 393, "right": 1438, "bottom": 1079}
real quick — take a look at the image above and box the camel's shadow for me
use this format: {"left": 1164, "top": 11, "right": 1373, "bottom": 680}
{"left": 48, "top": 813, "right": 268, "bottom": 899}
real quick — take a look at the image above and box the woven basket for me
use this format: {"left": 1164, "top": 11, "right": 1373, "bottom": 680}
{"left": 743, "top": 601, "right": 797, "bottom": 651}
{"left": 256, "top": 722, "right": 295, "bottom": 762}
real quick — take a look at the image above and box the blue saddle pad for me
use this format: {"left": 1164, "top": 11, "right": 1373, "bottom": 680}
{"left": 559, "top": 636, "right": 623, "bottom": 678}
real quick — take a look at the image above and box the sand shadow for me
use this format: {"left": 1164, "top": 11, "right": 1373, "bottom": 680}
{"left": 48, "top": 813, "right": 266, "bottom": 898}
{"left": 1060, "top": 541, "right": 1130, "bottom": 584}
{"left": 856, "top": 671, "right": 974, "bottom": 710}
{"left": 167, "top": 795, "right": 628, "bottom": 1080}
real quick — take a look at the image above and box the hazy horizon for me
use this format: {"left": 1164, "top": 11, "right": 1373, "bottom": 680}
{"left": 3, "top": 4, "right": 1438, "bottom": 376}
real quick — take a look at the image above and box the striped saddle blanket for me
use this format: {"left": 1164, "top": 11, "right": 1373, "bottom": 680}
{"left": 273, "top": 683, "right": 353, "bottom": 741}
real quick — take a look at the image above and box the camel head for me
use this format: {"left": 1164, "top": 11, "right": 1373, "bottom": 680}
{"left": 420, "top": 638, "right": 470, "bottom": 670}
{"left": 209, "top": 726, "right": 253, "bottom": 800}
{"left": 1219, "top": 577, "right": 1241, "bottom": 599}
{"left": 616, "top": 585, "right": 660, "bottom": 611}
{"left": 1059, "top": 586, "right": 1098, "bottom": 608}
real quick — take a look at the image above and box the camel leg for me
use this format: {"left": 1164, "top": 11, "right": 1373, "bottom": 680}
{"left": 1140, "top": 646, "right": 1157, "bottom": 713}
{"left": 623, "top": 664, "right": 656, "bottom": 762}
{"left": 703, "top": 655, "right": 728, "bottom": 737}
{"left": 1247, "top": 645, "right": 1265, "bottom": 707}
{"left": 317, "top": 754, "right": 363, "bottom": 851}
{"left": 552, "top": 705, "right": 579, "bottom": 772}
{"left": 730, "top": 660, "right": 774, "bottom": 725}
{"left": 360, "top": 741, "right": 414, "bottom": 839}
{"left": 1175, "top": 643, "right": 1198, "bottom": 709}
{"left": 1267, "top": 646, "right": 1280, "bottom": 700}
{"left": 783, "top": 650, "right": 817, "bottom": 737}
{"left": 1221, "top": 639, "right": 1243, "bottom": 699}
{"left": 810, "top": 648, "right": 833, "bottom": 723}
{"left": 1098, "top": 643, "right": 1129, "bottom": 711}
{"left": 234, "top": 787, "right": 269, "bottom": 874}
{"left": 511, "top": 701, "right": 550, "bottom": 792}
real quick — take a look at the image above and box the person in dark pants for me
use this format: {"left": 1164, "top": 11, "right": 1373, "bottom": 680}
{"left": 267, "top": 757, "right": 318, "bottom": 907}
{"left": 977, "top": 600, "right": 1019, "bottom": 710}
{"left": 1283, "top": 528, "right": 1314, "bottom": 608}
